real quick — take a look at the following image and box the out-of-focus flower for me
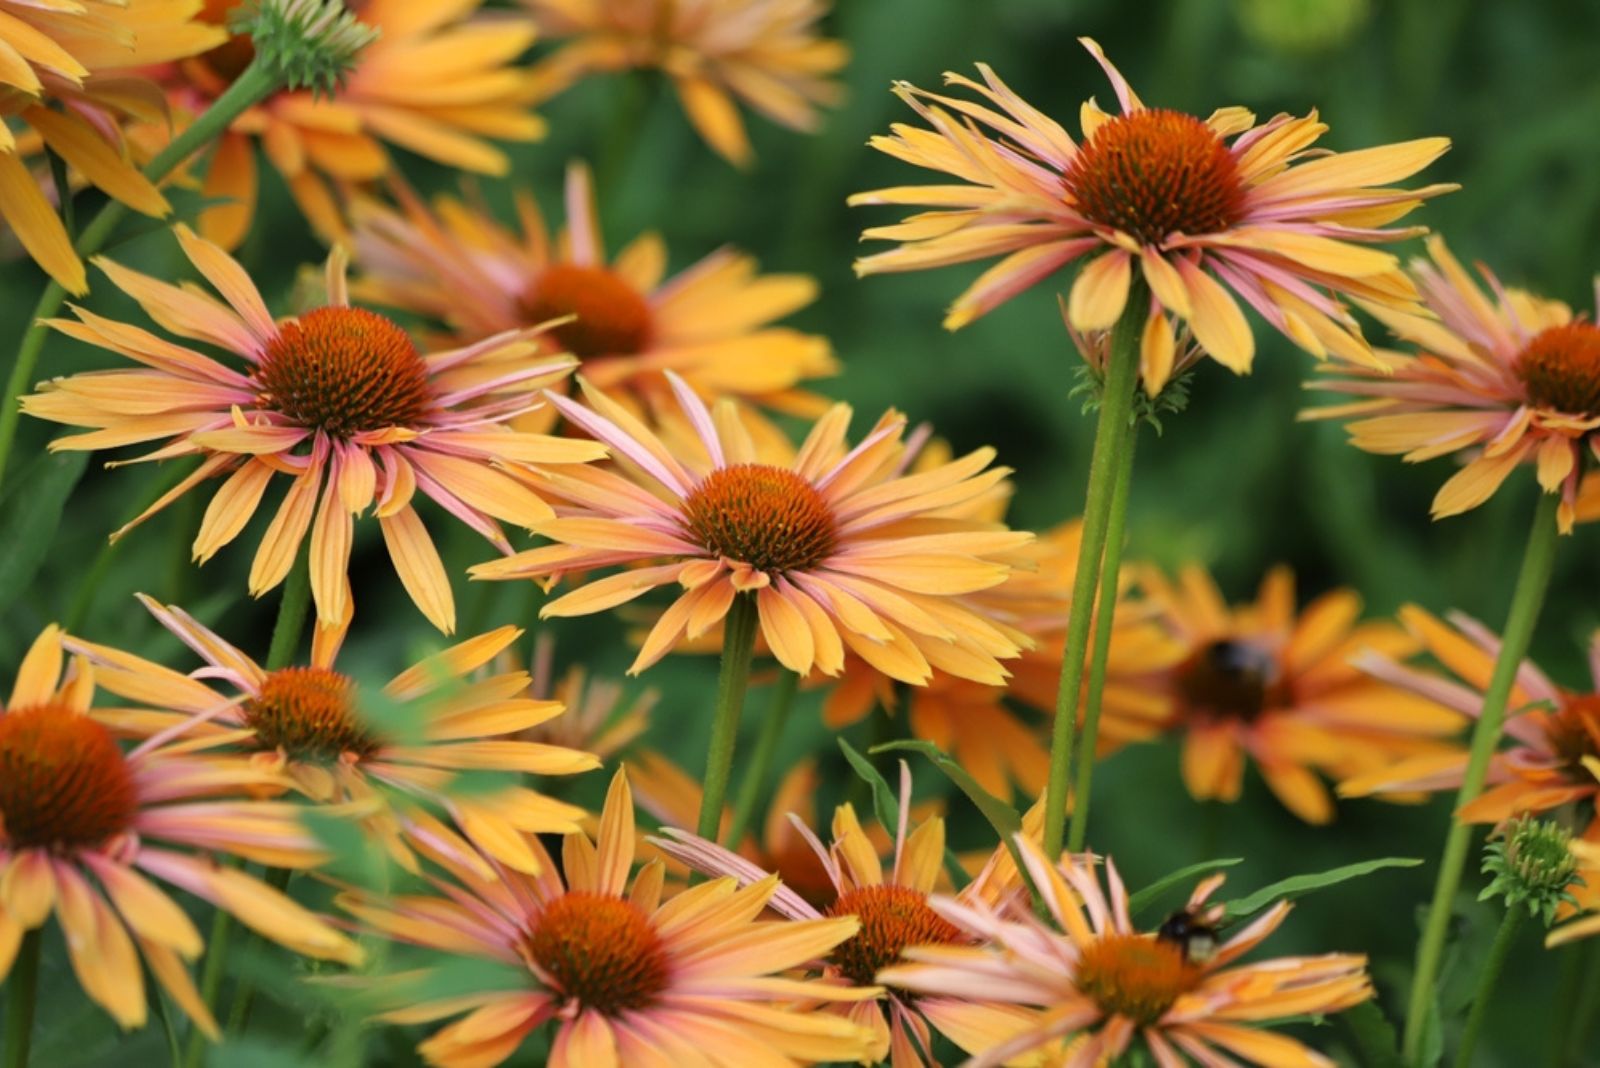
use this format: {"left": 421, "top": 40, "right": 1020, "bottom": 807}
{"left": 22, "top": 228, "right": 602, "bottom": 633}
{"left": 1143, "top": 564, "right": 1460, "bottom": 823}
{"left": 1307, "top": 239, "right": 1600, "bottom": 532}
{"left": 350, "top": 162, "right": 836, "bottom": 435}
{"left": 340, "top": 770, "right": 877, "bottom": 1067}
{"left": 0, "top": 1, "right": 225, "bottom": 292}
{"left": 883, "top": 838, "right": 1372, "bottom": 1066}
{"left": 68, "top": 597, "right": 597, "bottom": 875}
{"left": 0, "top": 626, "right": 358, "bottom": 1035}
{"left": 521, "top": 0, "right": 846, "bottom": 166}
{"left": 515, "top": 632, "right": 654, "bottom": 760}
{"left": 852, "top": 38, "right": 1453, "bottom": 393}
{"left": 472, "top": 373, "right": 1031, "bottom": 684}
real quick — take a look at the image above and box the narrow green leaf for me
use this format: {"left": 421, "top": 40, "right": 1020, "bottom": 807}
{"left": 1126, "top": 857, "right": 1244, "bottom": 915}
{"left": 871, "top": 739, "right": 1021, "bottom": 844}
{"left": 838, "top": 737, "right": 900, "bottom": 835}
{"left": 0, "top": 448, "right": 88, "bottom": 613}
{"left": 1340, "top": 999, "right": 1405, "bottom": 1068}
{"left": 1224, "top": 857, "right": 1421, "bottom": 919}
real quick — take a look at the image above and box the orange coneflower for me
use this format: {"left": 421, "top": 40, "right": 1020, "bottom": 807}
{"left": 471, "top": 372, "right": 1032, "bottom": 685}
{"left": 136, "top": 0, "right": 544, "bottom": 248}
{"left": 522, "top": 0, "right": 846, "bottom": 166}
{"left": 340, "top": 770, "right": 877, "bottom": 1067}
{"left": 516, "top": 632, "right": 655, "bottom": 761}
{"left": 657, "top": 764, "right": 1023, "bottom": 1067}
{"left": 1307, "top": 238, "right": 1600, "bottom": 532}
{"left": 350, "top": 162, "right": 836, "bottom": 436}
{"left": 22, "top": 226, "right": 603, "bottom": 633}
{"left": 1142, "top": 564, "right": 1460, "bottom": 823}
{"left": 67, "top": 596, "right": 599, "bottom": 876}
{"left": 0, "top": 1, "right": 224, "bottom": 292}
{"left": 0, "top": 626, "right": 358, "bottom": 1035}
{"left": 881, "top": 839, "right": 1373, "bottom": 1067}
{"left": 852, "top": 38, "right": 1454, "bottom": 392}
{"left": 1342, "top": 608, "right": 1600, "bottom": 835}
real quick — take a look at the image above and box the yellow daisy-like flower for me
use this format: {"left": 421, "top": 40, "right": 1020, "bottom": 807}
{"left": 471, "top": 372, "right": 1032, "bottom": 684}
{"left": 67, "top": 596, "right": 599, "bottom": 876}
{"left": 0, "top": 626, "right": 358, "bottom": 1037}
{"left": 0, "top": 1, "right": 224, "bottom": 292}
{"left": 143, "top": 0, "right": 545, "bottom": 248}
{"left": 658, "top": 764, "right": 1024, "bottom": 1068}
{"left": 21, "top": 226, "right": 603, "bottom": 633}
{"left": 851, "top": 38, "right": 1454, "bottom": 391}
{"left": 1142, "top": 564, "right": 1460, "bottom": 823}
{"left": 1306, "top": 237, "right": 1600, "bottom": 532}
{"left": 881, "top": 839, "right": 1373, "bottom": 1067}
{"left": 340, "top": 770, "right": 877, "bottom": 1067}
{"left": 522, "top": 0, "right": 847, "bottom": 167}
{"left": 350, "top": 162, "right": 837, "bottom": 435}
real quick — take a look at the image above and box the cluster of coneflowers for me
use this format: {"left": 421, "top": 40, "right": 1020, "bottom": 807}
{"left": 0, "top": 2, "right": 1596, "bottom": 1066}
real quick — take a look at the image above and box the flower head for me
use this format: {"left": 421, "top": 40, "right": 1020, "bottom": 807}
{"left": 523, "top": 0, "right": 847, "bottom": 166}
{"left": 234, "top": 0, "right": 378, "bottom": 95}
{"left": 852, "top": 39, "right": 1454, "bottom": 392}
{"left": 0, "top": 626, "right": 358, "bottom": 1035}
{"left": 68, "top": 596, "right": 599, "bottom": 876}
{"left": 1307, "top": 238, "right": 1600, "bottom": 532}
{"left": 23, "top": 227, "right": 603, "bottom": 633}
{"left": 340, "top": 770, "right": 876, "bottom": 1067}
{"left": 1482, "top": 817, "right": 1580, "bottom": 926}
{"left": 471, "top": 373, "right": 1032, "bottom": 684}
{"left": 351, "top": 163, "right": 837, "bottom": 434}
{"left": 882, "top": 839, "right": 1372, "bottom": 1067}
{"left": 1143, "top": 564, "right": 1460, "bottom": 823}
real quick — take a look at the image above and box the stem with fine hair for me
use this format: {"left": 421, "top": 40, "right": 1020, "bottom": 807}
{"left": 0, "top": 57, "right": 282, "bottom": 491}
{"left": 1041, "top": 285, "right": 1146, "bottom": 861}
{"left": 1453, "top": 903, "right": 1525, "bottom": 1068}
{"left": 1401, "top": 490, "right": 1561, "bottom": 1065}
{"left": 697, "top": 593, "right": 760, "bottom": 842}
{"left": 2, "top": 930, "right": 40, "bottom": 1068}
{"left": 725, "top": 669, "right": 799, "bottom": 847}
{"left": 1065, "top": 422, "right": 1137, "bottom": 853}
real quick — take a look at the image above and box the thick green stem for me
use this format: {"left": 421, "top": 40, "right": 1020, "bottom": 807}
{"left": 1065, "top": 423, "right": 1137, "bottom": 853}
{"left": 726, "top": 670, "right": 799, "bottom": 847}
{"left": 1402, "top": 490, "right": 1561, "bottom": 1064}
{"left": 264, "top": 550, "right": 313, "bottom": 671}
{"left": 2, "top": 930, "right": 40, "bottom": 1068}
{"left": 1562, "top": 942, "right": 1600, "bottom": 1065}
{"left": 0, "top": 58, "right": 281, "bottom": 491}
{"left": 697, "top": 593, "right": 760, "bottom": 842}
{"left": 1453, "top": 904, "right": 1525, "bottom": 1067}
{"left": 1041, "top": 289, "right": 1146, "bottom": 861}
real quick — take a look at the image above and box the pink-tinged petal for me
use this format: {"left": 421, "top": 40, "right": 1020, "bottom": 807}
{"left": 173, "top": 225, "right": 276, "bottom": 349}
{"left": 563, "top": 162, "right": 603, "bottom": 266}
{"left": 545, "top": 390, "right": 691, "bottom": 498}
{"left": 189, "top": 422, "right": 309, "bottom": 455}
{"left": 665, "top": 371, "right": 725, "bottom": 467}
{"left": 1078, "top": 38, "right": 1144, "bottom": 114}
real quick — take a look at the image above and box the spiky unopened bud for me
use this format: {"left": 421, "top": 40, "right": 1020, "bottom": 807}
{"left": 231, "top": 0, "right": 379, "bottom": 98}
{"left": 1481, "top": 817, "right": 1580, "bottom": 926}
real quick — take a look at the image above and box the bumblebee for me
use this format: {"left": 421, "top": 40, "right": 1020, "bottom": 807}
{"left": 1156, "top": 907, "right": 1221, "bottom": 964}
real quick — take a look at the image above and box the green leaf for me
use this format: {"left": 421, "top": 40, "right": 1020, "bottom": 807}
{"left": 1126, "top": 857, "right": 1244, "bottom": 915}
{"left": 838, "top": 737, "right": 901, "bottom": 835}
{"left": 1340, "top": 999, "right": 1406, "bottom": 1068}
{"left": 0, "top": 448, "right": 88, "bottom": 614}
{"left": 871, "top": 740, "right": 1021, "bottom": 845}
{"left": 1224, "top": 857, "right": 1421, "bottom": 919}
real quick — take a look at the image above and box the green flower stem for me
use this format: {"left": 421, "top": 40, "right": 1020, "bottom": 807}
{"left": 1041, "top": 287, "right": 1146, "bottom": 862}
{"left": 225, "top": 867, "right": 295, "bottom": 1033}
{"left": 1402, "top": 490, "right": 1561, "bottom": 1065}
{"left": 726, "top": 669, "right": 799, "bottom": 847}
{"left": 1065, "top": 421, "right": 1137, "bottom": 853}
{"left": 1453, "top": 903, "right": 1525, "bottom": 1068}
{"left": 1560, "top": 943, "right": 1600, "bottom": 1065}
{"left": 264, "top": 549, "right": 313, "bottom": 671}
{"left": 2, "top": 930, "right": 40, "bottom": 1068}
{"left": 697, "top": 593, "right": 760, "bottom": 843}
{"left": 0, "top": 58, "right": 282, "bottom": 492}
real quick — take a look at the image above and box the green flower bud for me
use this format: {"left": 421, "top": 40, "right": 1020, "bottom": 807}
{"left": 231, "top": 0, "right": 379, "bottom": 98}
{"left": 1481, "top": 817, "right": 1580, "bottom": 926}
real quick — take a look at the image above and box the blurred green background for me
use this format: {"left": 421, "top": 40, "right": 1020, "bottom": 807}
{"left": 4, "top": 0, "right": 1600, "bottom": 1064}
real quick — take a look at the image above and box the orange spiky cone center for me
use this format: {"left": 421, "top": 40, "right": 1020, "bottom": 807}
{"left": 522, "top": 264, "right": 654, "bottom": 358}
{"left": 683, "top": 464, "right": 838, "bottom": 573}
{"left": 1515, "top": 322, "right": 1600, "bottom": 417}
{"left": 244, "top": 667, "right": 377, "bottom": 762}
{"left": 1175, "top": 638, "right": 1288, "bottom": 723}
{"left": 826, "top": 884, "right": 964, "bottom": 987}
{"left": 524, "top": 893, "right": 671, "bottom": 1014}
{"left": 254, "top": 306, "right": 432, "bottom": 438}
{"left": 1064, "top": 108, "right": 1246, "bottom": 245}
{"left": 0, "top": 703, "right": 138, "bottom": 849}
{"left": 1075, "top": 932, "right": 1202, "bottom": 1025}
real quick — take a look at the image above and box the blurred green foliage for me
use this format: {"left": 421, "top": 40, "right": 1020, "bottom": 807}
{"left": 4, "top": 0, "right": 1600, "bottom": 1064}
